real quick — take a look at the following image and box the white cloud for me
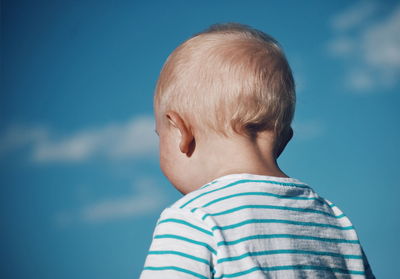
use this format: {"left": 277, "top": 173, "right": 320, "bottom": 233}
{"left": 326, "top": 37, "right": 354, "bottom": 56}
{"left": 0, "top": 115, "right": 158, "bottom": 163}
{"left": 290, "top": 56, "right": 308, "bottom": 94}
{"left": 326, "top": 1, "right": 400, "bottom": 92}
{"left": 292, "top": 119, "right": 325, "bottom": 141}
{"left": 330, "top": 0, "right": 378, "bottom": 31}
{"left": 345, "top": 68, "right": 375, "bottom": 91}
{"left": 81, "top": 176, "right": 166, "bottom": 223}
{"left": 362, "top": 7, "right": 400, "bottom": 70}
{"left": 0, "top": 123, "right": 49, "bottom": 155}
{"left": 54, "top": 176, "right": 167, "bottom": 227}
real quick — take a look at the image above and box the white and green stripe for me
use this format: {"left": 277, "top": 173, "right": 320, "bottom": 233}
{"left": 140, "top": 173, "right": 374, "bottom": 279}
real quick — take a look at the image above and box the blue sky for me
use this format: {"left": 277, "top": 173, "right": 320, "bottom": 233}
{"left": 1, "top": 0, "right": 399, "bottom": 278}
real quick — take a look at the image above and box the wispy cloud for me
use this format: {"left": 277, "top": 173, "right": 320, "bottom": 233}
{"left": 54, "top": 176, "right": 168, "bottom": 227}
{"left": 0, "top": 115, "right": 158, "bottom": 163}
{"left": 326, "top": 1, "right": 400, "bottom": 92}
{"left": 290, "top": 56, "right": 308, "bottom": 95}
{"left": 292, "top": 119, "right": 325, "bottom": 141}
{"left": 80, "top": 176, "right": 166, "bottom": 223}
{"left": 330, "top": 0, "right": 378, "bottom": 31}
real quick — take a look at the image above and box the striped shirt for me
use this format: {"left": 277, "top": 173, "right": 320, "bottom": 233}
{"left": 139, "top": 173, "right": 375, "bottom": 278}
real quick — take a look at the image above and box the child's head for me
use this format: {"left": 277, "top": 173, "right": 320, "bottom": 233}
{"left": 154, "top": 22, "right": 296, "bottom": 193}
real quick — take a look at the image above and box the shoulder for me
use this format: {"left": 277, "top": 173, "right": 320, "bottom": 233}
{"left": 156, "top": 206, "right": 214, "bottom": 238}
{"left": 149, "top": 206, "right": 218, "bottom": 260}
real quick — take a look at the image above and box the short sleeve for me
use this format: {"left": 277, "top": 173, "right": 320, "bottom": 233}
{"left": 139, "top": 207, "right": 216, "bottom": 279}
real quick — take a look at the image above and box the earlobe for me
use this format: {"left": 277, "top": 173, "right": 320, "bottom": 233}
{"left": 166, "top": 111, "right": 195, "bottom": 156}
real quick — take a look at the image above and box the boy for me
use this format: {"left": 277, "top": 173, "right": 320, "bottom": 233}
{"left": 139, "top": 22, "right": 375, "bottom": 278}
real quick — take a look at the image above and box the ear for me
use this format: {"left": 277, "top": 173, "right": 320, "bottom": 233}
{"left": 165, "top": 111, "right": 195, "bottom": 156}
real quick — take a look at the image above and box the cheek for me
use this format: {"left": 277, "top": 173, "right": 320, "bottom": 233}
{"left": 159, "top": 138, "right": 173, "bottom": 176}
{"left": 159, "top": 152, "right": 168, "bottom": 176}
{"left": 158, "top": 137, "right": 186, "bottom": 192}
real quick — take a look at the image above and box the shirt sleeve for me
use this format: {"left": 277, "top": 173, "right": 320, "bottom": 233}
{"left": 139, "top": 207, "right": 216, "bottom": 279}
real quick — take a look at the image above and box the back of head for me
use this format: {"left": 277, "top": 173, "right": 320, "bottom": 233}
{"left": 154, "top": 22, "right": 296, "bottom": 156}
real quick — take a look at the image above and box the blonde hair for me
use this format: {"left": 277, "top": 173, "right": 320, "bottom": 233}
{"left": 154, "top": 22, "right": 295, "bottom": 151}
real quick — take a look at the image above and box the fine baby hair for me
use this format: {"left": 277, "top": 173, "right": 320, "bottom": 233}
{"left": 154, "top": 22, "right": 295, "bottom": 157}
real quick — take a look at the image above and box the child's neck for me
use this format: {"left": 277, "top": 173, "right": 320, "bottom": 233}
{"left": 196, "top": 130, "right": 289, "bottom": 187}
